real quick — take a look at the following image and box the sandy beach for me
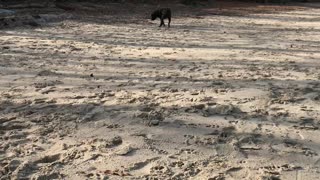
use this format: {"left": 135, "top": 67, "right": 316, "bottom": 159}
{"left": 1, "top": 2, "right": 320, "bottom": 179}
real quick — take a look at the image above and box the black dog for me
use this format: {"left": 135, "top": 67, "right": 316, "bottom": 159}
{"left": 151, "top": 8, "right": 171, "bottom": 27}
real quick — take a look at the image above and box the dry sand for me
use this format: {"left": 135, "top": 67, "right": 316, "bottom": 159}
{"left": 1, "top": 2, "right": 320, "bottom": 180}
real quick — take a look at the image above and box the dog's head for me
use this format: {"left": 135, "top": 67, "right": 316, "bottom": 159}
{"left": 151, "top": 11, "right": 157, "bottom": 20}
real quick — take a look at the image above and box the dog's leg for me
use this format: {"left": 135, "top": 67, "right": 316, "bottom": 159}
{"left": 159, "top": 18, "right": 165, "bottom": 27}
{"left": 168, "top": 17, "right": 171, "bottom": 28}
